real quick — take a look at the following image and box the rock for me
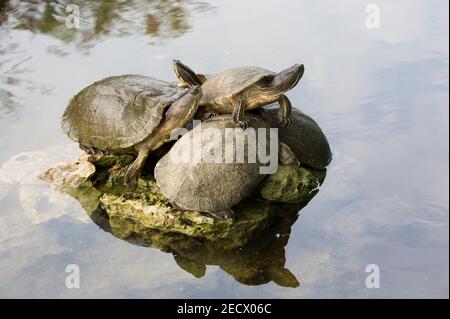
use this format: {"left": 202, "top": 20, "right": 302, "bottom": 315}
{"left": 39, "top": 152, "right": 96, "bottom": 192}
{"left": 0, "top": 144, "right": 79, "bottom": 186}
{"left": 105, "top": 196, "right": 273, "bottom": 247}
{"left": 41, "top": 152, "right": 323, "bottom": 241}
{"left": 39, "top": 153, "right": 270, "bottom": 243}
{"left": 0, "top": 144, "right": 90, "bottom": 224}
{"left": 39, "top": 150, "right": 326, "bottom": 286}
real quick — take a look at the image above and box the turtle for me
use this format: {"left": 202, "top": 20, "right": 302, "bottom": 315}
{"left": 259, "top": 107, "right": 332, "bottom": 169}
{"left": 172, "top": 59, "right": 304, "bottom": 128}
{"left": 154, "top": 113, "right": 298, "bottom": 219}
{"left": 61, "top": 74, "right": 202, "bottom": 185}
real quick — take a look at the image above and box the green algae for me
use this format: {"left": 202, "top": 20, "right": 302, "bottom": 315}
{"left": 258, "top": 164, "right": 321, "bottom": 203}
{"left": 42, "top": 153, "right": 322, "bottom": 242}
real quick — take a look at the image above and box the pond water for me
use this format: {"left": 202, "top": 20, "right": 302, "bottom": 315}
{"left": 0, "top": 0, "right": 448, "bottom": 298}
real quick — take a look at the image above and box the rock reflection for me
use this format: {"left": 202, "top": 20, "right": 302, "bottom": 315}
{"left": 38, "top": 141, "right": 327, "bottom": 288}
{"left": 88, "top": 200, "right": 319, "bottom": 288}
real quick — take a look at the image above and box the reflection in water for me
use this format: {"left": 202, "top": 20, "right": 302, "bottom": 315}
{"left": 0, "top": 0, "right": 447, "bottom": 298}
{"left": 0, "top": 34, "right": 54, "bottom": 119}
{"left": 52, "top": 151, "right": 327, "bottom": 288}
{"left": 0, "top": 0, "right": 213, "bottom": 118}
{"left": 88, "top": 200, "right": 317, "bottom": 288}
{"left": 1, "top": 0, "right": 214, "bottom": 48}
{"left": 0, "top": 35, "right": 26, "bottom": 118}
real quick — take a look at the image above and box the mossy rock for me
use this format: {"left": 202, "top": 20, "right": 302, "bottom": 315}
{"left": 41, "top": 152, "right": 323, "bottom": 242}
{"left": 41, "top": 151, "right": 327, "bottom": 286}
{"left": 258, "top": 164, "right": 322, "bottom": 203}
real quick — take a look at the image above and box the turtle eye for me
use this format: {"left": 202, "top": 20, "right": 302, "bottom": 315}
{"left": 257, "top": 75, "right": 274, "bottom": 87}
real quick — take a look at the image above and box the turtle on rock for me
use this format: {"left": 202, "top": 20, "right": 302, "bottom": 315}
{"left": 259, "top": 107, "right": 332, "bottom": 169}
{"left": 154, "top": 114, "right": 298, "bottom": 220}
{"left": 172, "top": 60, "right": 304, "bottom": 128}
{"left": 61, "top": 75, "right": 202, "bottom": 185}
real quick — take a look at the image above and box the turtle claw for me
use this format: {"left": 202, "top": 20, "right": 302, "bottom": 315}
{"left": 234, "top": 119, "right": 249, "bottom": 130}
{"left": 124, "top": 164, "right": 140, "bottom": 187}
{"left": 279, "top": 116, "right": 295, "bottom": 128}
{"left": 79, "top": 144, "right": 103, "bottom": 156}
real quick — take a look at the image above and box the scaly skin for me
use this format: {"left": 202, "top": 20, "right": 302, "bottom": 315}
{"left": 172, "top": 60, "right": 304, "bottom": 128}
{"left": 123, "top": 86, "right": 201, "bottom": 185}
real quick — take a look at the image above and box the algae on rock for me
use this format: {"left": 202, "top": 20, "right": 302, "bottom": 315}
{"left": 41, "top": 151, "right": 324, "bottom": 242}
{"left": 258, "top": 164, "right": 324, "bottom": 203}
{"left": 40, "top": 151, "right": 327, "bottom": 287}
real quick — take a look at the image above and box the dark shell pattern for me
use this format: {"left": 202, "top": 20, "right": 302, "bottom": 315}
{"left": 260, "top": 107, "right": 332, "bottom": 169}
{"left": 155, "top": 114, "right": 273, "bottom": 213}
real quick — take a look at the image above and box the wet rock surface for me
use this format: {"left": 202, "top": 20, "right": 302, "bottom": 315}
{"left": 40, "top": 149, "right": 325, "bottom": 286}
{"left": 41, "top": 152, "right": 324, "bottom": 240}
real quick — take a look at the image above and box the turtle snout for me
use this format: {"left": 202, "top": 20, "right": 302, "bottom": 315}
{"left": 284, "top": 64, "right": 304, "bottom": 82}
{"left": 277, "top": 64, "right": 304, "bottom": 91}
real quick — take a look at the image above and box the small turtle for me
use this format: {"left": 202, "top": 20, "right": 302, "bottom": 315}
{"left": 172, "top": 60, "right": 304, "bottom": 128}
{"left": 260, "top": 107, "right": 332, "bottom": 169}
{"left": 61, "top": 75, "right": 201, "bottom": 185}
{"left": 154, "top": 114, "right": 297, "bottom": 219}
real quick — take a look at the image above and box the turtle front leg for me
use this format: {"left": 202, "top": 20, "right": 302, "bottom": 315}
{"left": 124, "top": 148, "right": 149, "bottom": 186}
{"left": 277, "top": 95, "right": 295, "bottom": 128}
{"left": 279, "top": 142, "right": 299, "bottom": 166}
{"left": 231, "top": 96, "right": 248, "bottom": 129}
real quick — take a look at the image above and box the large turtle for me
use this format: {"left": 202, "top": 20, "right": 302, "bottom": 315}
{"left": 259, "top": 107, "right": 332, "bottom": 169}
{"left": 172, "top": 60, "right": 304, "bottom": 128}
{"left": 154, "top": 114, "right": 297, "bottom": 219}
{"left": 61, "top": 75, "right": 202, "bottom": 185}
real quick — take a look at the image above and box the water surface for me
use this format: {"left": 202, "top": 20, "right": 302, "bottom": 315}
{"left": 0, "top": 0, "right": 448, "bottom": 298}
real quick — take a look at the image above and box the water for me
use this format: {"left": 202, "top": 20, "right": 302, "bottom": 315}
{"left": 0, "top": 0, "right": 448, "bottom": 298}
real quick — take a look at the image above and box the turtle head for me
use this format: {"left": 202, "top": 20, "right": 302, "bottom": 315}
{"left": 172, "top": 59, "right": 205, "bottom": 87}
{"left": 163, "top": 85, "right": 202, "bottom": 129}
{"left": 255, "top": 64, "right": 304, "bottom": 99}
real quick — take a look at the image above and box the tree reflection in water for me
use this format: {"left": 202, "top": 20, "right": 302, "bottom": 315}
{"left": 0, "top": 0, "right": 214, "bottom": 117}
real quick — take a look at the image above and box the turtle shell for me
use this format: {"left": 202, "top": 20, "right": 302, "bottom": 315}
{"left": 260, "top": 107, "right": 332, "bottom": 169}
{"left": 61, "top": 75, "right": 184, "bottom": 150}
{"left": 154, "top": 114, "right": 273, "bottom": 213}
{"left": 201, "top": 66, "right": 275, "bottom": 98}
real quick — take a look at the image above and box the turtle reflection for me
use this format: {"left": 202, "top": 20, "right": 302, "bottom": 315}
{"left": 87, "top": 197, "right": 322, "bottom": 288}
{"left": 40, "top": 134, "right": 327, "bottom": 288}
